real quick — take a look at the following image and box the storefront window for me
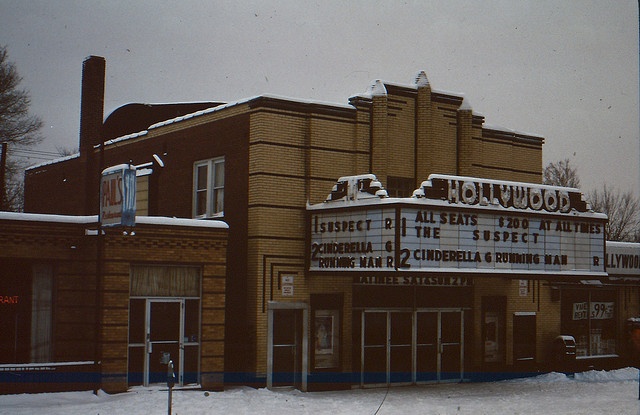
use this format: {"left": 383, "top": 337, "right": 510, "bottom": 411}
{"left": 31, "top": 264, "right": 53, "bottom": 362}
{"left": 561, "top": 289, "right": 616, "bottom": 357}
{"left": 0, "top": 262, "right": 52, "bottom": 364}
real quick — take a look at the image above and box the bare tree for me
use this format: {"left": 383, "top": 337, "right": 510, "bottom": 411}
{"left": 0, "top": 45, "right": 43, "bottom": 210}
{"left": 543, "top": 158, "right": 581, "bottom": 188}
{"left": 588, "top": 184, "right": 640, "bottom": 242}
{"left": 2, "top": 156, "right": 27, "bottom": 211}
{"left": 56, "top": 146, "right": 79, "bottom": 156}
{"left": 544, "top": 158, "right": 640, "bottom": 241}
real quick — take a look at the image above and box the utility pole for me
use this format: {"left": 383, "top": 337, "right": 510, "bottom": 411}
{"left": 0, "top": 142, "right": 7, "bottom": 210}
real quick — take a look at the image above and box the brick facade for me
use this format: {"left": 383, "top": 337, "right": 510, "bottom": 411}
{"left": 19, "top": 58, "right": 640, "bottom": 391}
{"left": 0, "top": 213, "right": 227, "bottom": 393}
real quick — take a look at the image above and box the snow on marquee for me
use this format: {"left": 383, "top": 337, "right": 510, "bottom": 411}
{"left": 308, "top": 174, "right": 606, "bottom": 278}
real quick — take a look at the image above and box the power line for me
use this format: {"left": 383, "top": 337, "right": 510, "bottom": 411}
{"left": 2, "top": 146, "right": 68, "bottom": 162}
{"left": 11, "top": 154, "right": 57, "bottom": 161}
{"left": 10, "top": 148, "right": 63, "bottom": 157}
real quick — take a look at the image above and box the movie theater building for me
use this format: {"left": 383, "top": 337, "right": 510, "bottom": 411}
{"left": 21, "top": 55, "right": 640, "bottom": 391}
{"left": 0, "top": 211, "right": 227, "bottom": 394}
{"left": 307, "top": 173, "right": 629, "bottom": 386}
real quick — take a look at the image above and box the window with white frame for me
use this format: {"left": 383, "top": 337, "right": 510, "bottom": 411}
{"left": 193, "top": 157, "right": 224, "bottom": 218}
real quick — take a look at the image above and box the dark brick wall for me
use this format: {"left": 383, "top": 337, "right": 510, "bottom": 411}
{"left": 0, "top": 215, "right": 228, "bottom": 393}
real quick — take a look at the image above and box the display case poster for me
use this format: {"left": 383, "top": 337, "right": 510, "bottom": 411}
{"left": 314, "top": 309, "right": 340, "bottom": 369}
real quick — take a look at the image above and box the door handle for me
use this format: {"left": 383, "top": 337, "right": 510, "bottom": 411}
{"left": 148, "top": 343, "right": 153, "bottom": 354}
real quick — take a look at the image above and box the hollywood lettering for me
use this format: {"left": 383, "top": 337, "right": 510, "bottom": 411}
{"left": 606, "top": 253, "right": 640, "bottom": 270}
{"left": 423, "top": 176, "right": 588, "bottom": 213}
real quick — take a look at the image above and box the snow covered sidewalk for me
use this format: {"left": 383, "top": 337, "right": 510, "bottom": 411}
{"left": 1, "top": 368, "right": 640, "bottom": 415}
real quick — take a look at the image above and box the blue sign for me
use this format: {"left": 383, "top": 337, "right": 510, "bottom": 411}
{"left": 100, "top": 164, "right": 136, "bottom": 227}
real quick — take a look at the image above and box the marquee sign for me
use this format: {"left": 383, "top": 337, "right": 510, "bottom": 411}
{"left": 398, "top": 207, "right": 603, "bottom": 273}
{"left": 308, "top": 174, "right": 606, "bottom": 275}
{"left": 100, "top": 164, "right": 136, "bottom": 227}
{"left": 606, "top": 242, "right": 640, "bottom": 275}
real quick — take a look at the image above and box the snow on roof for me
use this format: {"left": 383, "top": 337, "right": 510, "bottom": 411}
{"left": 148, "top": 94, "right": 353, "bottom": 130}
{"left": 26, "top": 152, "right": 80, "bottom": 171}
{"left": 365, "top": 80, "right": 388, "bottom": 97}
{"left": 0, "top": 211, "right": 96, "bottom": 224}
{"left": 607, "top": 241, "right": 640, "bottom": 248}
{"left": 430, "top": 87, "right": 465, "bottom": 98}
{"left": 349, "top": 75, "right": 466, "bottom": 101}
{"left": 459, "top": 96, "right": 473, "bottom": 111}
{"left": 102, "top": 163, "right": 135, "bottom": 175}
{"left": 102, "top": 130, "right": 149, "bottom": 146}
{"left": 415, "top": 70, "right": 429, "bottom": 87}
{"left": 0, "top": 211, "right": 228, "bottom": 229}
{"left": 348, "top": 77, "right": 490, "bottom": 118}
{"left": 27, "top": 74, "right": 538, "bottom": 171}
{"left": 136, "top": 215, "right": 228, "bottom": 229}
{"left": 30, "top": 94, "right": 356, "bottom": 171}
{"left": 483, "top": 122, "right": 544, "bottom": 139}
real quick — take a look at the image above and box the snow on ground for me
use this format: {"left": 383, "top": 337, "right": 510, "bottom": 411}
{"left": 2, "top": 368, "right": 640, "bottom": 415}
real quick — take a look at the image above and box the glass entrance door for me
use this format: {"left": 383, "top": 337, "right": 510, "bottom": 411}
{"left": 362, "top": 309, "right": 464, "bottom": 386}
{"left": 389, "top": 312, "right": 412, "bottom": 383}
{"left": 416, "top": 310, "right": 464, "bottom": 383}
{"left": 361, "top": 311, "right": 413, "bottom": 386}
{"left": 362, "top": 311, "right": 388, "bottom": 385}
{"left": 439, "top": 311, "right": 463, "bottom": 382}
{"left": 272, "top": 308, "right": 303, "bottom": 387}
{"left": 416, "top": 311, "right": 438, "bottom": 382}
{"left": 147, "top": 301, "right": 181, "bottom": 385}
{"left": 128, "top": 298, "right": 200, "bottom": 387}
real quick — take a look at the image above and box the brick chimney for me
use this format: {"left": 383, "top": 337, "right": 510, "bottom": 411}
{"left": 79, "top": 56, "right": 105, "bottom": 214}
{"left": 79, "top": 56, "right": 105, "bottom": 155}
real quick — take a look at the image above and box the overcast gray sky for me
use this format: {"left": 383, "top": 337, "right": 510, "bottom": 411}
{"left": 1, "top": 0, "right": 638, "bottom": 194}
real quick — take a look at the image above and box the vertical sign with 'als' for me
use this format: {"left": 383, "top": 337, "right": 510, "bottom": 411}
{"left": 100, "top": 164, "right": 136, "bottom": 227}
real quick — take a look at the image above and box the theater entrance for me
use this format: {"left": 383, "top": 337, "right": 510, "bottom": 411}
{"left": 359, "top": 309, "right": 465, "bottom": 386}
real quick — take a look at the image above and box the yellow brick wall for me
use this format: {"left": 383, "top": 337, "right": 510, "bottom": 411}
{"left": 386, "top": 96, "right": 416, "bottom": 179}
{"left": 245, "top": 82, "right": 545, "bottom": 380}
{"left": 473, "top": 277, "right": 561, "bottom": 368}
{"left": 135, "top": 175, "right": 149, "bottom": 216}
